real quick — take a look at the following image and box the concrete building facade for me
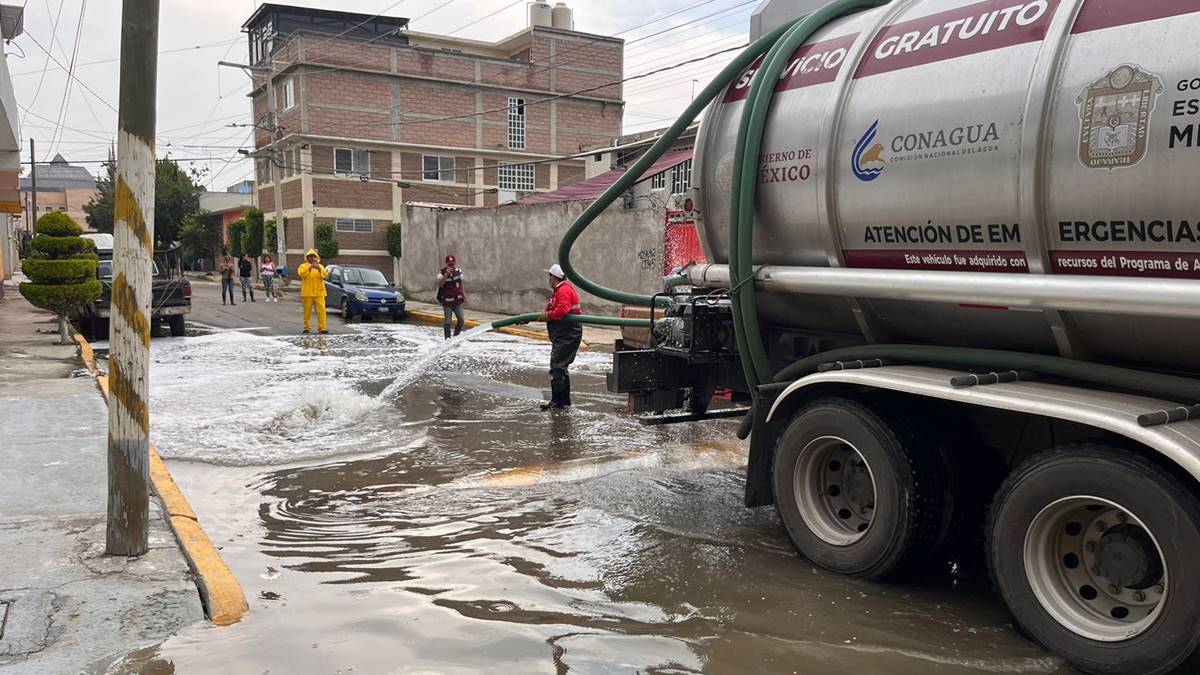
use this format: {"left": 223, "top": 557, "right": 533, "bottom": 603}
{"left": 242, "top": 3, "right": 625, "bottom": 279}
{"left": 0, "top": 4, "right": 23, "bottom": 286}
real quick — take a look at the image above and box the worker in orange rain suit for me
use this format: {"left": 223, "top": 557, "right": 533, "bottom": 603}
{"left": 297, "top": 249, "right": 330, "bottom": 334}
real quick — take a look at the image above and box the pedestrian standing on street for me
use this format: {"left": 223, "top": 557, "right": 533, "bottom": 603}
{"left": 297, "top": 249, "right": 329, "bottom": 334}
{"left": 238, "top": 255, "right": 256, "bottom": 302}
{"left": 436, "top": 254, "right": 466, "bottom": 339}
{"left": 261, "top": 254, "right": 277, "bottom": 302}
{"left": 219, "top": 248, "right": 236, "bottom": 306}
{"left": 539, "top": 263, "right": 583, "bottom": 410}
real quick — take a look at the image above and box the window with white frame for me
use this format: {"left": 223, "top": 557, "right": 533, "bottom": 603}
{"left": 334, "top": 218, "right": 373, "bottom": 233}
{"left": 334, "top": 148, "right": 370, "bottom": 176}
{"left": 671, "top": 159, "right": 692, "bottom": 195}
{"left": 498, "top": 162, "right": 534, "bottom": 192}
{"left": 282, "top": 77, "right": 296, "bottom": 110}
{"left": 650, "top": 172, "right": 666, "bottom": 190}
{"left": 422, "top": 155, "right": 455, "bottom": 182}
{"left": 507, "top": 97, "right": 526, "bottom": 150}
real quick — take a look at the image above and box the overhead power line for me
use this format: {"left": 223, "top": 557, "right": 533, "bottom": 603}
{"left": 23, "top": 30, "right": 117, "bottom": 112}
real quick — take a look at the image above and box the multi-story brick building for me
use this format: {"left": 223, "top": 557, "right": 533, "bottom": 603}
{"left": 19, "top": 154, "right": 98, "bottom": 232}
{"left": 242, "top": 3, "right": 625, "bottom": 278}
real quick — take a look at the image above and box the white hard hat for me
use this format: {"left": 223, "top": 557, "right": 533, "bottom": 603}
{"left": 546, "top": 263, "right": 565, "bottom": 279}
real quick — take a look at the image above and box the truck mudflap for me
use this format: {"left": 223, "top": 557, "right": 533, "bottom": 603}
{"left": 764, "top": 365, "right": 1200, "bottom": 484}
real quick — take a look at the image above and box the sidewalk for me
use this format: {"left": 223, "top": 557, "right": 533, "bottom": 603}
{"left": 0, "top": 280, "right": 204, "bottom": 673}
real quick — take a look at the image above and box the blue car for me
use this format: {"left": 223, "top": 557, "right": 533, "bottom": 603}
{"left": 324, "top": 264, "right": 406, "bottom": 322}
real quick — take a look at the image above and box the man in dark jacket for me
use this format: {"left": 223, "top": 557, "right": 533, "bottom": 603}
{"left": 539, "top": 263, "right": 583, "bottom": 410}
{"left": 238, "top": 255, "right": 256, "bottom": 302}
{"left": 436, "top": 254, "right": 466, "bottom": 339}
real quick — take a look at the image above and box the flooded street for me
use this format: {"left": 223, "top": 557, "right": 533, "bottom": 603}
{"left": 121, "top": 324, "right": 1069, "bottom": 674}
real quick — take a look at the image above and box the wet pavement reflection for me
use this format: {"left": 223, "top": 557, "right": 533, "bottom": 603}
{"left": 106, "top": 324, "right": 1072, "bottom": 674}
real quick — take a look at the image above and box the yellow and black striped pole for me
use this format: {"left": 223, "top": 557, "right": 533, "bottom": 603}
{"left": 106, "top": 0, "right": 159, "bottom": 557}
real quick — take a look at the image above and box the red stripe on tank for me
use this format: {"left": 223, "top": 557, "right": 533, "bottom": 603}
{"left": 1071, "top": 0, "right": 1200, "bottom": 34}
{"left": 854, "top": 0, "right": 1060, "bottom": 79}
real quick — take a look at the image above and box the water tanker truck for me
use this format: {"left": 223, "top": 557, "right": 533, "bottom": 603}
{"left": 569, "top": 0, "right": 1200, "bottom": 672}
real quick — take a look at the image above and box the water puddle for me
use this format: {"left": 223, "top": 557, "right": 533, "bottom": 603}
{"left": 126, "top": 323, "right": 1071, "bottom": 674}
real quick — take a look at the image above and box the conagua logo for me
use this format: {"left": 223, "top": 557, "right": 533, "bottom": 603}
{"left": 852, "top": 120, "right": 887, "bottom": 182}
{"left": 1077, "top": 64, "right": 1164, "bottom": 170}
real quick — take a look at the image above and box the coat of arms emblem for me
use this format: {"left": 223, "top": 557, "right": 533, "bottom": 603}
{"left": 1077, "top": 65, "right": 1163, "bottom": 170}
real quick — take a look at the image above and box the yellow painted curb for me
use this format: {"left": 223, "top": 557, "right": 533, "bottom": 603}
{"left": 73, "top": 333, "right": 249, "bottom": 627}
{"left": 405, "top": 309, "right": 590, "bottom": 348}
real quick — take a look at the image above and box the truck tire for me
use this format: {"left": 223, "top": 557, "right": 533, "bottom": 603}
{"left": 168, "top": 314, "right": 186, "bottom": 337}
{"left": 988, "top": 444, "right": 1200, "bottom": 675}
{"left": 93, "top": 318, "right": 109, "bottom": 341}
{"left": 772, "top": 397, "right": 952, "bottom": 580}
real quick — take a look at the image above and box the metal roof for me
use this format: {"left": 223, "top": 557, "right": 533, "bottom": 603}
{"left": 20, "top": 154, "right": 97, "bottom": 190}
{"left": 243, "top": 3, "right": 409, "bottom": 31}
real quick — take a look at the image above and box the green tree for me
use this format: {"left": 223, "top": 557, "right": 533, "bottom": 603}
{"left": 18, "top": 212, "right": 101, "bottom": 343}
{"left": 227, "top": 220, "right": 246, "bottom": 258}
{"left": 264, "top": 218, "right": 278, "bottom": 256}
{"left": 241, "top": 207, "right": 265, "bottom": 259}
{"left": 179, "top": 211, "right": 220, "bottom": 268}
{"left": 83, "top": 158, "right": 205, "bottom": 249}
{"left": 314, "top": 222, "right": 339, "bottom": 260}
{"left": 386, "top": 222, "right": 402, "bottom": 259}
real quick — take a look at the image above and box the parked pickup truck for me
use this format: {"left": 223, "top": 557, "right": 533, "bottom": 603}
{"left": 79, "top": 234, "right": 192, "bottom": 339}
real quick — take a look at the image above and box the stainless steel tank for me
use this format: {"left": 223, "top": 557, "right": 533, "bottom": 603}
{"left": 693, "top": 0, "right": 1200, "bottom": 370}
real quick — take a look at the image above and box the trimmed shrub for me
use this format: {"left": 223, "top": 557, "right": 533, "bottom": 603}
{"left": 19, "top": 280, "right": 103, "bottom": 314}
{"left": 31, "top": 236, "right": 96, "bottom": 258}
{"left": 227, "top": 220, "right": 246, "bottom": 258}
{"left": 19, "top": 212, "right": 102, "bottom": 343}
{"left": 21, "top": 258, "right": 98, "bottom": 285}
{"left": 34, "top": 211, "right": 84, "bottom": 237}
{"left": 386, "top": 222, "right": 402, "bottom": 259}
{"left": 314, "top": 222, "right": 339, "bottom": 260}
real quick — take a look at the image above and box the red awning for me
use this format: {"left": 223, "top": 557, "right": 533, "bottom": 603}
{"left": 510, "top": 148, "right": 693, "bottom": 206}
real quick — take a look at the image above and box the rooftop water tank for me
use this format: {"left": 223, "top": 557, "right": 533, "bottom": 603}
{"left": 551, "top": 2, "right": 573, "bottom": 30}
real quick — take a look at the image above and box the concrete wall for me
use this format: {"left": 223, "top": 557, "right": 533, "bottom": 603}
{"left": 400, "top": 201, "right": 666, "bottom": 316}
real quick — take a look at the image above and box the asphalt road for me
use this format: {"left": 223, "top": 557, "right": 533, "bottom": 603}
{"left": 187, "top": 278, "right": 398, "bottom": 336}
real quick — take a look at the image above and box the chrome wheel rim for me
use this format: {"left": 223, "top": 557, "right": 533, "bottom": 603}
{"left": 1023, "top": 496, "right": 1166, "bottom": 642}
{"left": 794, "top": 436, "right": 876, "bottom": 546}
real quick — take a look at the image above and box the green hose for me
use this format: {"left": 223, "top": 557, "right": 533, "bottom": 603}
{"left": 556, "top": 21, "right": 800, "bottom": 308}
{"left": 492, "top": 313, "right": 652, "bottom": 330}
{"left": 730, "top": 1, "right": 891, "bottom": 396}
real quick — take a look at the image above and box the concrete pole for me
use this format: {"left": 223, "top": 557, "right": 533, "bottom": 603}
{"left": 266, "top": 56, "right": 286, "bottom": 270}
{"left": 106, "top": 0, "right": 158, "bottom": 557}
{"left": 28, "top": 138, "right": 35, "bottom": 227}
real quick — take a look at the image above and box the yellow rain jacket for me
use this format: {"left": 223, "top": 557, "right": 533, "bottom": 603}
{"left": 297, "top": 249, "right": 329, "bottom": 298}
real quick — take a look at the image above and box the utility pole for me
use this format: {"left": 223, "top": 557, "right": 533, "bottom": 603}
{"left": 28, "top": 138, "right": 35, "bottom": 228}
{"left": 219, "top": 58, "right": 287, "bottom": 270}
{"left": 106, "top": 0, "right": 158, "bottom": 557}
{"left": 266, "top": 55, "right": 287, "bottom": 271}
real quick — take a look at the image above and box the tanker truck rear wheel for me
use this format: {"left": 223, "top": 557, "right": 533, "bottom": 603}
{"left": 772, "top": 397, "right": 951, "bottom": 581}
{"left": 988, "top": 445, "right": 1200, "bottom": 675}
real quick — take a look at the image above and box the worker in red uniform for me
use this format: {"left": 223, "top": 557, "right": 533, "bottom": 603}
{"left": 539, "top": 263, "right": 583, "bottom": 410}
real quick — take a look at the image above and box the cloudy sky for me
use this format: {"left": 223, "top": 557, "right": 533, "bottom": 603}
{"left": 9, "top": 0, "right": 756, "bottom": 190}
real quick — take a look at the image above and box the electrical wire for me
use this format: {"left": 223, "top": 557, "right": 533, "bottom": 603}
{"left": 22, "top": 31, "right": 116, "bottom": 112}
{"left": 19, "top": 0, "right": 65, "bottom": 130}
{"left": 46, "top": 0, "right": 87, "bottom": 159}
{"left": 443, "top": 0, "right": 524, "bottom": 37}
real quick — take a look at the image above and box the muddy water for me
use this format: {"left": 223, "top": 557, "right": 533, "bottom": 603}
{"left": 111, "top": 325, "right": 1071, "bottom": 674}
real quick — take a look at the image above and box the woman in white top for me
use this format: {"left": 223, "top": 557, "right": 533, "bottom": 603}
{"left": 261, "top": 255, "right": 278, "bottom": 302}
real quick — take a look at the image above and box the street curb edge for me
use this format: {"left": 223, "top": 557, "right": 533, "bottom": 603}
{"left": 72, "top": 332, "right": 250, "bottom": 627}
